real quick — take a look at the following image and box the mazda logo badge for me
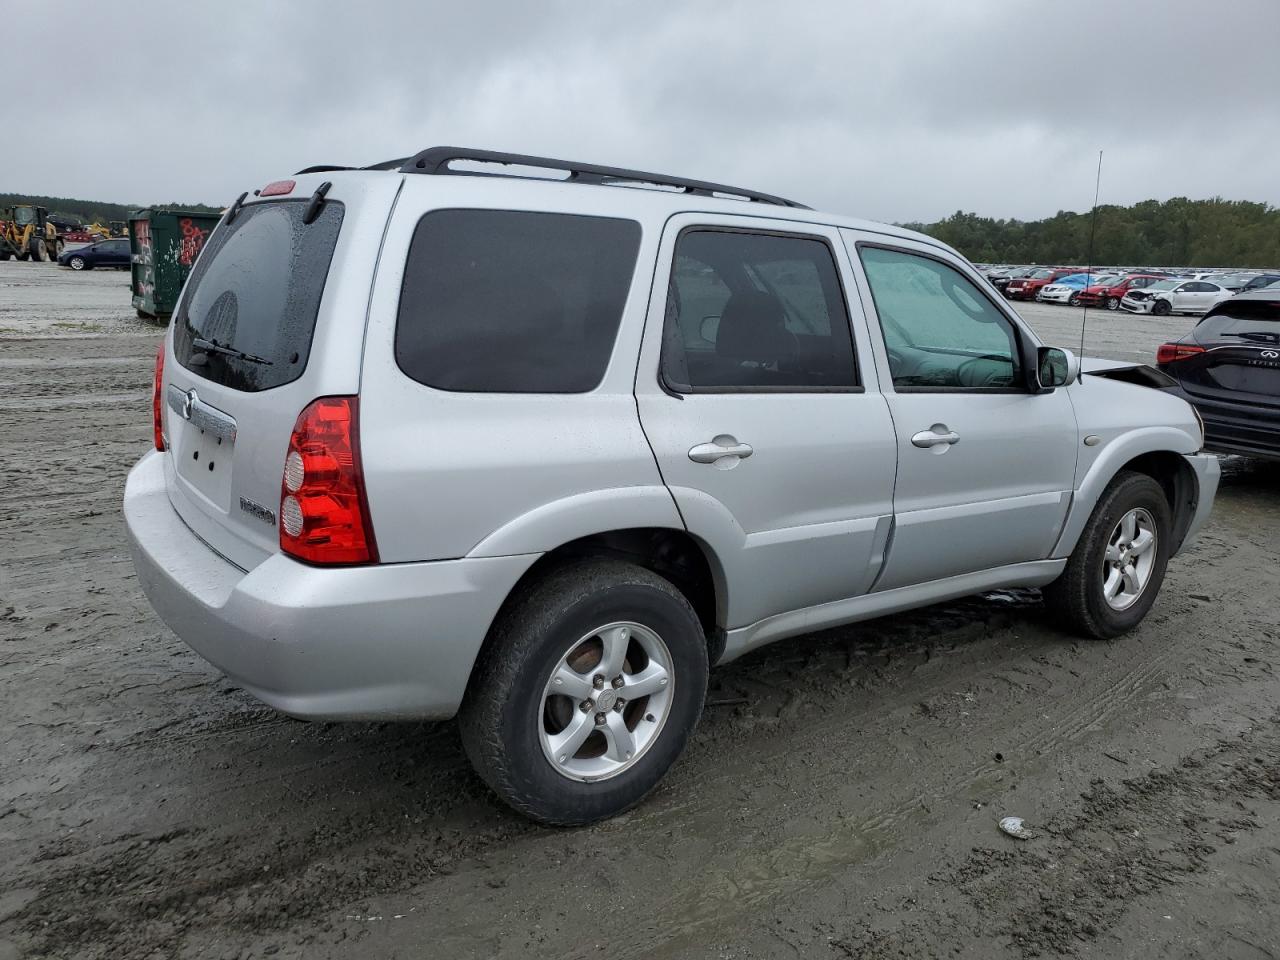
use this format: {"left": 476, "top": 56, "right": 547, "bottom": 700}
{"left": 181, "top": 388, "right": 198, "bottom": 420}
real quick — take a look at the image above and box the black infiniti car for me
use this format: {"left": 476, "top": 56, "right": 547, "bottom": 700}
{"left": 1156, "top": 290, "right": 1280, "bottom": 460}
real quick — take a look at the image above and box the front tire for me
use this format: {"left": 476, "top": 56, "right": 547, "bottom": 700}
{"left": 1069, "top": 292, "right": 1081, "bottom": 306}
{"left": 68, "top": 256, "right": 87, "bottom": 270}
{"left": 1106, "top": 297, "right": 1119, "bottom": 310}
{"left": 1043, "top": 471, "right": 1171, "bottom": 640}
{"left": 459, "top": 560, "right": 708, "bottom": 826}
{"left": 1152, "top": 299, "right": 1172, "bottom": 316}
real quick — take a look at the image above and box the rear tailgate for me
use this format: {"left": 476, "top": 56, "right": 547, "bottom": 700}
{"left": 159, "top": 172, "right": 402, "bottom": 571}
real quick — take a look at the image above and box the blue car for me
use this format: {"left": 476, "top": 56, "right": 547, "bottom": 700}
{"left": 1037, "top": 272, "right": 1117, "bottom": 305}
{"left": 58, "top": 238, "right": 131, "bottom": 271}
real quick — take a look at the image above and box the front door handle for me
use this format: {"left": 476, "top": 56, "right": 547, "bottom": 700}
{"left": 689, "top": 436, "right": 754, "bottom": 464}
{"left": 911, "top": 427, "right": 960, "bottom": 448}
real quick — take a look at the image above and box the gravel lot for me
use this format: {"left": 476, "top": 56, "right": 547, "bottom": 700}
{"left": 2, "top": 261, "right": 1277, "bottom": 960}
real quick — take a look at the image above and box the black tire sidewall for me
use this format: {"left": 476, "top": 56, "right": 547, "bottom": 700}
{"left": 1153, "top": 299, "right": 1171, "bottom": 316}
{"left": 1107, "top": 297, "right": 1119, "bottom": 310}
{"left": 69, "top": 257, "right": 85, "bottom": 270}
{"left": 463, "top": 564, "right": 707, "bottom": 825}
{"left": 1078, "top": 475, "right": 1172, "bottom": 636}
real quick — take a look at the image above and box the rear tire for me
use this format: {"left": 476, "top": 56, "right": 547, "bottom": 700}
{"left": 1152, "top": 299, "right": 1172, "bottom": 316}
{"left": 1043, "top": 471, "right": 1171, "bottom": 640}
{"left": 459, "top": 560, "right": 708, "bottom": 826}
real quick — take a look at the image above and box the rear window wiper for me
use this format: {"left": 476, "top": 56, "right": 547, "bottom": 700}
{"left": 1220, "top": 331, "right": 1280, "bottom": 345}
{"left": 192, "top": 337, "right": 273, "bottom": 365}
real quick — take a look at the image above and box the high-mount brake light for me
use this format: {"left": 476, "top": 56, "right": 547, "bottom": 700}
{"left": 1155, "top": 343, "right": 1205, "bottom": 364}
{"left": 279, "top": 396, "right": 378, "bottom": 565}
{"left": 259, "top": 179, "right": 296, "bottom": 197}
{"left": 152, "top": 343, "right": 165, "bottom": 451}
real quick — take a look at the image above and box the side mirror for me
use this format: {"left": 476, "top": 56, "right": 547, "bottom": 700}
{"left": 1037, "top": 346, "right": 1080, "bottom": 389}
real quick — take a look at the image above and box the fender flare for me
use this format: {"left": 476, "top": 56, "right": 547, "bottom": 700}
{"left": 466, "top": 485, "right": 685, "bottom": 558}
{"left": 1051, "top": 426, "right": 1200, "bottom": 558}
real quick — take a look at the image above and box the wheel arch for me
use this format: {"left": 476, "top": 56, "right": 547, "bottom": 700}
{"left": 1053, "top": 432, "right": 1201, "bottom": 559}
{"left": 480, "top": 527, "right": 729, "bottom": 669}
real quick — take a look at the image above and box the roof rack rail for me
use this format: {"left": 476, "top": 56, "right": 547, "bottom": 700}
{"left": 396, "top": 146, "right": 808, "bottom": 208}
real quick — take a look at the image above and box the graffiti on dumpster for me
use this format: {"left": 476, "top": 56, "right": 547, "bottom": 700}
{"left": 178, "top": 218, "right": 210, "bottom": 267}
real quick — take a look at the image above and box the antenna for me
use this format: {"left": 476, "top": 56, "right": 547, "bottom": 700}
{"left": 1079, "top": 150, "right": 1104, "bottom": 369}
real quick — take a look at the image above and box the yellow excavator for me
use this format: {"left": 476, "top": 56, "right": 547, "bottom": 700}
{"left": 0, "top": 205, "right": 63, "bottom": 262}
{"left": 85, "top": 222, "right": 113, "bottom": 240}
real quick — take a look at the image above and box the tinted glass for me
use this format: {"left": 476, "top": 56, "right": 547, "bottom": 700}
{"left": 859, "top": 246, "right": 1022, "bottom": 391}
{"left": 174, "top": 200, "right": 344, "bottom": 392}
{"left": 662, "top": 230, "right": 857, "bottom": 391}
{"left": 1197, "top": 302, "right": 1280, "bottom": 342}
{"left": 396, "top": 210, "right": 640, "bottom": 393}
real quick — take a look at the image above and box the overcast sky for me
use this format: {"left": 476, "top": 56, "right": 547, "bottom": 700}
{"left": 9, "top": 0, "right": 1278, "bottom": 223}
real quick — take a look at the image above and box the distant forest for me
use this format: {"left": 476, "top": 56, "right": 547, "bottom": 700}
{"left": 0, "top": 193, "right": 221, "bottom": 226}
{"left": 904, "top": 197, "right": 1280, "bottom": 269}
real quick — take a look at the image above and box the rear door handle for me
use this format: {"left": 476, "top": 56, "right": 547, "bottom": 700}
{"left": 689, "top": 437, "right": 754, "bottom": 464}
{"left": 911, "top": 428, "right": 960, "bottom": 448}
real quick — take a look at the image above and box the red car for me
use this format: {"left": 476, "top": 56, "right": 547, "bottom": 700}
{"left": 1076, "top": 273, "right": 1166, "bottom": 311}
{"left": 1005, "top": 267, "right": 1081, "bottom": 300}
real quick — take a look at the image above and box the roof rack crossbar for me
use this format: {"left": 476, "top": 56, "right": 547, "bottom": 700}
{"left": 396, "top": 146, "right": 808, "bottom": 208}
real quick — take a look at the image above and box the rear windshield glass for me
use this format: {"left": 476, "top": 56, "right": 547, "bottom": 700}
{"left": 1198, "top": 302, "right": 1280, "bottom": 342}
{"left": 395, "top": 210, "right": 641, "bottom": 393}
{"left": 173, "top": 199, "right": 344, "bottom": 392}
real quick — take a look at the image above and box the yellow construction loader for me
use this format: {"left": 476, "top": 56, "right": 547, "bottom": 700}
{"left": 0, "top": 205, "right": 63, "bottom": 262}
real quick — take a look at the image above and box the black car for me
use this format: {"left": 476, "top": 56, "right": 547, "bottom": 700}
{"left": 1156, "top": 290, "right": 1280, "bottom": 460}
{"left": 1240, "top": 273, "right": 1280, "bottom": 293}
{"left": 58, "top": 238, "right": 131, "bottom": 271}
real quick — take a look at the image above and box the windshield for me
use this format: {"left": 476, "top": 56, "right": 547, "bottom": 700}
{"left": 173, "top": 199, "right": 345, "bottom": 392}
{"left": 1028, "top": 269, "right": 1054, "bottom": 279}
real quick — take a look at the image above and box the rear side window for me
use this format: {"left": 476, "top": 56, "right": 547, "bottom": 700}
{"left": 395, "top": 210, "right": 641, "bottom": 393}
{"left": 661, "top": 229, "right": 858, "bottom": 392}
{"left": 173, "top": 200, "right": 344, "bottom": 392}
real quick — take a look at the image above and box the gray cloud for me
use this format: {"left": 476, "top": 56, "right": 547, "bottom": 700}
{"left": 9, "top": 0, "right": 1278, "bottom": 223}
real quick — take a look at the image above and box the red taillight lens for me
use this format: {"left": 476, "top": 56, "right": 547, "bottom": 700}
{"left": 259, "top": 179, "right": 295, "bottom": 197}
{"left": 279, "top": 396, "right": 378, "bottom": 565}
{"left": 152, "top": 343, "right": 165, "bottom": 451}
{"left": 1156, "top": 343, "right": 1205, "bottom": 364}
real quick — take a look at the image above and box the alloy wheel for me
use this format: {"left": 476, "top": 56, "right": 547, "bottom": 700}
{"left": 1101, "top": 507, "right": 1157, "bottom": 611}
{"left": 538, "top": 621, "right": 674, "bottom": 782}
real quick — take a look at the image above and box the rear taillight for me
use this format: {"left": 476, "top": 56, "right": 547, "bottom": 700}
{"left": 152, "top": 343, "right": 165, "bottom": 451}
{"left": 1156, "top": 343, "right": 1205, "bottom": 364}
{"left": 279, "top": 396, "right": 378, "bottom": 565}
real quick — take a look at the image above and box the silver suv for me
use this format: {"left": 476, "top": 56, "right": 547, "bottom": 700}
{"left": 125, "top": 147, "right": 1219, "bottom": 824}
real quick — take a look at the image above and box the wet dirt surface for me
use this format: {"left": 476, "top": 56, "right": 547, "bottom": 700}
{"left": 2, "top": 262, "right": 1277, "bottom": 959}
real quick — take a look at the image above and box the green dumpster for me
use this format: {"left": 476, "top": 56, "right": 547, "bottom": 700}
{"left": 129, "top": 209, "right": 221, "bottom": 320}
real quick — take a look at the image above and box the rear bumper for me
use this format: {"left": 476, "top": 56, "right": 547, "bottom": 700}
{"left": 124, "top": 450, "right": 538, "bottom": 720}
{"left": 1165, "top": 388, "right": 1280, "bottom": 461}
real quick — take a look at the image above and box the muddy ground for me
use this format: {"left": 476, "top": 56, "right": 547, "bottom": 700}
{"left": 2, "top": 261, "right": 1278, "bottom": 960}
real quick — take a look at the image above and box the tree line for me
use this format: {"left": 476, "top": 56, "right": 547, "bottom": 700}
{"left": 0, "top": 193, "right": 221, "bottom": 226}
{"left": 902, "top": 197, "right": 1280, "bottom": 269}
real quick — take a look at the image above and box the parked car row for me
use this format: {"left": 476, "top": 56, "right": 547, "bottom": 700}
{"left": 984, "top": 264, "right": 1280, "bottom": 316}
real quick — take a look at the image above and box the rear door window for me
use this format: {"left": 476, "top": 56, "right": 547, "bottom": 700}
{"left": 395, "top": 210, "right": 641, "bottom": 393}
{"left": 661, "top": 229, "right": 858, "bottom": 391}
{"left": 173, "top": 199, "right": 345, "bottom": 392}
